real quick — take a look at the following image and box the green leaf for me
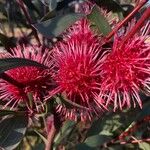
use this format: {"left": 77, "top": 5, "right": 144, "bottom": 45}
{"left": 0, "top": 115, "right": 28, "bottom": 150}
{"left": 87, "top": 6, "right": 112, "bottom": 36}
{"left": 33, "top": 143, "right": 45, "bottom": 150}
{"left": 123, "top": 101, "right": 150, "bottom": 133}
{"left": 139, "top": 142, "right": 150, "bottom": 150}
{"left": 87, "top": 108, "right": 139, "bottom": 138}
{"left": 76, "top": 135, "right": 111, "bottom": 149}
{"left": 40, "top": 11, "right": 56, "bottom": 22}
{"left": 61, "top": 120, "right": 75, "bottom": 134}
{"left": 136, "top": 101, "right": 150, "bottom": 120}
{"left": 85, "top": 135, "right": 111, "bottom": 147}
{"left": 54, "top": 120, "right": 76, "bottom": 146}
{"left": 0, "top": 110, "right": 16, "bottom": 117}
{"left": 76, "top": 144, "right": 94, "bottom": 150}
{"left": 34, "top": 13, "right": 84, "bottom": 38}
{"left": 87, "top": 112, "right": 119, "bottom": 137}
{"left": 0, "top": 58, "right": 48, "bottom": 74}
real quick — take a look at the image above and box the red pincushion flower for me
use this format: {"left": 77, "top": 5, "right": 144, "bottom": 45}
{"left": 46, "top": 1, "right": 116, "bottom": 121}
{"left": 49, "top": 20, "right": 107, "bottom": 121}
{"left": 0, "top": 46, "right": 53, "bottom": 111}
{"left": 99, "top": 23, "right": 150, "bottom": 111}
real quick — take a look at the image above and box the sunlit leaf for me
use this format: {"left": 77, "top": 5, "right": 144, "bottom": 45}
{"left": 87, "top": 6, "right": 112, "bottom": 36}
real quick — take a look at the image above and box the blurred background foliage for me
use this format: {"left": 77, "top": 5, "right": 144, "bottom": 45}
{"left": 0, "top": 0, "right": 150, "bottom": 150}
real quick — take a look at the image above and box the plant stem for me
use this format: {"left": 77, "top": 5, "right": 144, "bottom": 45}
{"left": 107, "top": 138, "right": 150, "bottom": 146}
{"left": 16, "top": 0, "right": 41, "bottom": 46}
{"left": 45, "top": 123, "right": 57, "bottom": 150}
{"left": 45, "top": 109, "right": 62, "bottom": 150}
{"left": 106, "top": 0, "right": 148, "bottom": 40}
{"left": 120, "top": 6, "right": 150, "bottom": 47}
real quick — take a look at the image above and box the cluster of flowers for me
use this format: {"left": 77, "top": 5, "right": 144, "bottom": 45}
{"left": 0, "top": 1, "right": 150, "bottom": 121}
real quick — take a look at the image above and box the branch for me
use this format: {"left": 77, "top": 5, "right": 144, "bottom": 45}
{"left": 45, "top": 123, "right": 57, "bottom": 150}
{"left": 106, "top": 0, "right": 148, "bottom": 40}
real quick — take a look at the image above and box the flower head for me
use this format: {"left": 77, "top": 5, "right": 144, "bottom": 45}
{"left": 49, "top": 19, "right": 107, "bottom": 121}
{"left": 0, "top": 46, "right": 53, "bottom": 112}
{"left": 46, "top": 1, "right": 116, "bottom": 121}
{"left": 99, "top": 21, "right": 150, "bottom": 111}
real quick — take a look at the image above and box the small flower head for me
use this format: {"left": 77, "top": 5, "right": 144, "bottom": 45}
{"left": 46, "top": 1, "right": 116, "bottom": 121}
{"left": 50, "top": 21, "right": 106, "bottom": 121}
{"left": 0, "top": 46, "right": 53, "bottom": 112}
{"left": 99, "top": 21, "right": 150, "bottom": 111}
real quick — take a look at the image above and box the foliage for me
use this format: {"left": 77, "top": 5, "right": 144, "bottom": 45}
{"left": 0, "top": 0, "right": 150, "bottom": 150}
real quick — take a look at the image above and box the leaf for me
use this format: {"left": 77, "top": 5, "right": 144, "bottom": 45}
{"left": 120, "top": 101, "right": 150, "bottom": 135}
{"left": 0, "top": 115, "right": 28, "bottom": 150}
{"left": 85, "top": 135, "right": 111, "bottom": 147}
{"left": 76, "top": 135, "right": 111, "bottom": 149}
{"left": 34, "top": 13, "right": 84, "bottom": 38}
{"left": 136, "top": 101, "right": 150, "bottom": 120}
{"left": 76, "top": 144, "right": 94, "bottom": 150}
{"left": 54, "top": 120, "right": 76, "bottom": 146}
{"left": 40, "top": 11, "right": 56, "bottom": 21}
{"left": 0, "top": 58, "right": 48, "bottom": 74}
{"left": 87, "top": 6, "right": 112, "bottom": 36}
{"left": 61, "top": 120, "right": 75, "bottom": 134}
{"left": 139, "top": 142, "right": 150, "bottom": 150}
{"left": 33, "top": 143, "right": 45, "bottom": 150}
{"left": 87, "top": 108, "right": 139, "bottom": 137}
{"left": 87, "top": 112, "right": 118, "bottom": 137}
{"left": 86, "top": 118, "right": 104, "bottom": 137}
{"left": 0, "top": 110, "right": 16, "bottom": 117}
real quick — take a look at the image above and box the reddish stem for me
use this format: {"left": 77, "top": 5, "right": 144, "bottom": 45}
{"left": 120, "top": 6, "right": 150, "bottom": 47}
{"left": 106, "top": 0, "right": 148, "bottom": 40}
{"left": 45, "top": 123, "right": 57, "bottom": 150}
{"left": 104, "top": 115, "right": 150, "bottom": 148}
{"left": 120, "top": 138, "right": 150, "bottom": 144}
{"left": 16, "top": 0, "right": 41, "bottom": 46}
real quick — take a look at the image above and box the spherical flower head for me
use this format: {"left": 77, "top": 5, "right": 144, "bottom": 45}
{"left": 46, "top": 1, "right": 115, "bottom": 121}
{"left": 0, "top": 46, "right": 53, "bottom": 112}
{"left": 99, "top": 22, "right": 150, "bottom": 111}
{"left": 49, "top": 21, "right": 107, "bottom": 121}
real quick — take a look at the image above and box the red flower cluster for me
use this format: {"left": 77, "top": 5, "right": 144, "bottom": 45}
{"left": 0, "top": 46, "right": 53, "bottom": 112}
{"left": 0, "top": 1, "right": 150, "bottom": 121}
{"left": 50, "top": 20, "right": 105, "bottom": 121}
{"left": 99, "top": 32, "right": 150, "bottom": 111}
